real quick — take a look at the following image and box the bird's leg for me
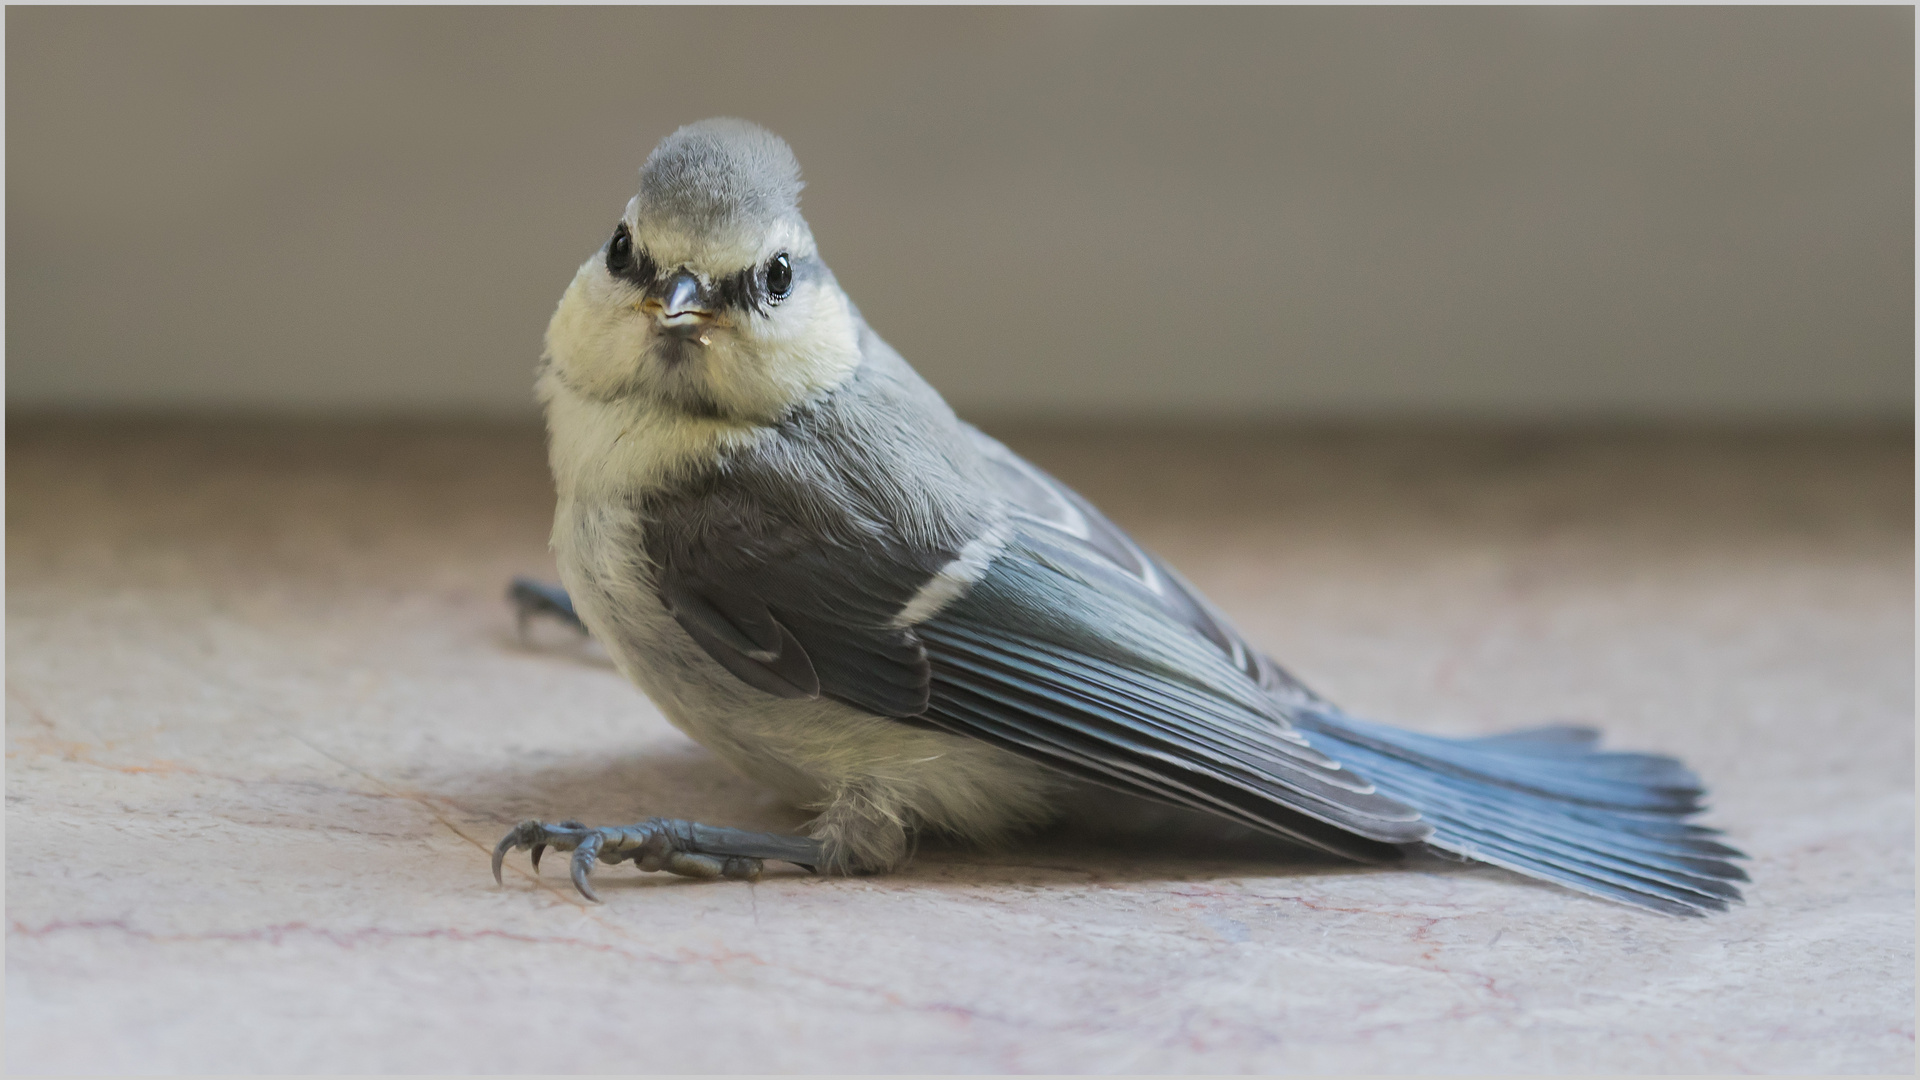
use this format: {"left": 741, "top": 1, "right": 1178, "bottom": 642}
{"left": 508, "top": 577, "right": 587, "bottom": 639}
{"left": 492, "top": 817, "right": 826, "bottom": 902}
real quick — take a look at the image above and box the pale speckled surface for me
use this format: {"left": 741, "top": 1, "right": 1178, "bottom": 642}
{"left": 6, "top": 419, "right": 1912, "bottom": 1074}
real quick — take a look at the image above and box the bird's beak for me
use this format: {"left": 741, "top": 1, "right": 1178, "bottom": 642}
{"left": 648, "top": 270, "right": 717, "bottom": 343}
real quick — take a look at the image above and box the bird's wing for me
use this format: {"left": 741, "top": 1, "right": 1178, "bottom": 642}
{"left": 955, "top": 428, "right": 1326, "bottom": 706}
{"left": 908, "top": 428, "right": 1430, "bottom": 857}
{"left": 647, "top": 509, "right": 945, "bottom": 720}
{"left": 646, "top": 423, "right": 1428, "bottom": 860}
{"left": 947, "top": 431, "right": 1746, "bottom": 915}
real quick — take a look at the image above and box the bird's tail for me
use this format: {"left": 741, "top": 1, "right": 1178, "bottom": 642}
{"left": 1290, "top": 709, "right": 1747, "bottom": 916}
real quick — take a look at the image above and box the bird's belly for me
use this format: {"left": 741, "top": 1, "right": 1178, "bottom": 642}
{"left": 551, "top": 497, "right": 1062, "bottom": 834}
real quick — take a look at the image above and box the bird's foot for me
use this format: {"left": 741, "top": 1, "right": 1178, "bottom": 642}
{"left": 508, "top": 577, "right": 586, "bottom": 640}
{"left": 491, "top": 817, "right": 826, "bottom": 902}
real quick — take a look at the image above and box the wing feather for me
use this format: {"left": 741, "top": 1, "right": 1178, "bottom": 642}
{"left": 913, "top": 534, "right": 1433, "bottom": 853}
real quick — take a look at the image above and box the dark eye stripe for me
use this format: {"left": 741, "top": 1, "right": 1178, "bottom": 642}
{"left": 608, "top": 233, "right": 658, "bottom": 290}
{"left": 709, "top": 266, "right": 756, "bottom": 315}
{"left": 616, "top": 253, "right": 809, "bottom": 316}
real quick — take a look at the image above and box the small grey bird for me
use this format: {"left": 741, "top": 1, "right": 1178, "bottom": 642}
{"left": 495, "top": 118, "right": 1745, "bottom": 915}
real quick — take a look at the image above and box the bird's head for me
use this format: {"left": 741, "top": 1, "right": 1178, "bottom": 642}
{"left": 542, "top": 119, "right": 861, "bottom": 422}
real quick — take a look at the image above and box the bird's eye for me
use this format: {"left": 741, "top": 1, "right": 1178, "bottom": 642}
{"left": 766, "top": 252, "right": 793, "bottom": 300}
{"left": 607, "top": 224, "right": 633, "bottom": 272}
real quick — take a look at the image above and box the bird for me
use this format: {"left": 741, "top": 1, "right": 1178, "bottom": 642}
{"left": 493, "top": 117, "right": 1745, "bottom": 915}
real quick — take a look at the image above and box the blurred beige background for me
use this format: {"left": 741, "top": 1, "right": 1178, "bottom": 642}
{"left": 6, "top": 6, "right": 1913, "bottom": 421}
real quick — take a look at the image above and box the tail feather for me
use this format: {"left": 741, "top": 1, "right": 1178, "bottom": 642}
{"left": 1334, "top": 749, "right": 1745, "bottom": 901}
{"left": 1294, "top": 710, "right": 1746, "bottom": 916}
{"left": 1462, "top": 724, "right": 1604, "bottom": 753}
{"left": 1307, "top": 712, "right": 1707, "bottom": 813}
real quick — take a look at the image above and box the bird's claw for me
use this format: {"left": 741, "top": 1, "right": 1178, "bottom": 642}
{"left": 507, "top": 577, "right": 587, "bottom": 641}
{"left": 492, "top": 817, "right": 765, "bottom": 902}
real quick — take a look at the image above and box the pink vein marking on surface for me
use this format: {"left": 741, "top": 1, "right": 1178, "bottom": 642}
{"left": 1250, "top": 891, "right": 1524, "bottom": 1008}
{"left": 10, "top": 917, "right": 717, "bottom": 965}
{"left": 12, "top": 915, "right": 1008, "bottom": 1031}
{"left": 274, "top": 731, "right": 599, "bottom": 909}
{"left": 6, "top": 679, "right": 191, "bottom": 774}
{"left": 10, "top": 677, "right": 151, "bottom": 768}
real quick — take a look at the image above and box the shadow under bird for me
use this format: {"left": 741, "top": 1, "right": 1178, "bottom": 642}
{"left": 494, "top": 118, "right": 1746, "bottom": 916}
